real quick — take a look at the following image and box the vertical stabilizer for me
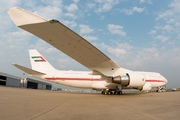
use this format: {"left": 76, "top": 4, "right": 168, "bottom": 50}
{"left": 29, "top": 49, "right": 56, "bottom": 72}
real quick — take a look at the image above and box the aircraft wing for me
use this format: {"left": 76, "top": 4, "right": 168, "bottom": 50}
{"left": 8, "top": 7, "right": 120, "bottom": 76}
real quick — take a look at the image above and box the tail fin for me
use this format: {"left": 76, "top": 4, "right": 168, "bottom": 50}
{"left": 29, "top": 49, "right": 56, "bottom": 72}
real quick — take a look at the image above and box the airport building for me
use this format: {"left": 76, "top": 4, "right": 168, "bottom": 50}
{"left": 0, "top": 72, "right": 52, "bottom": 90}
{"left": 0, "top": 72, "right": 21, "bottom": 87}
{"left": 21, "top": 78, "right": 52, "bottom": 90}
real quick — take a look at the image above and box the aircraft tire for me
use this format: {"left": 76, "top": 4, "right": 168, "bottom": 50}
{"left": 119, "top": 91, "right": 122, "bottom": 95}
{"left": 101, "top": 91, "right": 105, "bottom": 94}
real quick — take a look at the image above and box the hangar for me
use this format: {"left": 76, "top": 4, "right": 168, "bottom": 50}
{"left": 21, "top": 78, "right": 52, "bottom": 90}
{"left": 0, "top": 72, "right": 52, "bottom": 90}
{"left": 0, "top": 72, "right": 21, "bottom": 87}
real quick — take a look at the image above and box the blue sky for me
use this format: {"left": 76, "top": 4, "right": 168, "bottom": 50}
{"left": 0, "top": 0, "right": 180, "bottom": 89}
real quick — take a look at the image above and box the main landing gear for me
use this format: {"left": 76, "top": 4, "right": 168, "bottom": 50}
{"left": 101, "top": 90, "right": 122, "bottom": 95}
{"left": 156, "top": 86, "right": 164, "bottom": 92}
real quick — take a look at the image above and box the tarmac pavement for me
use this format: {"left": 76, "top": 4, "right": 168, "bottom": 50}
{"left": 0, "top": 86, "right": 179, "bottom": 120}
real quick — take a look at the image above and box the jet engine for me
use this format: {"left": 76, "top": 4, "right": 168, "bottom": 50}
{"left": 139, "top": 82, "right": 152, "bottom": 91}
{"left": 111, "top": 73, "right": 146, "bottom": 87}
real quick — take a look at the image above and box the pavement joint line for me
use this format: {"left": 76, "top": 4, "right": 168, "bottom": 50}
{"left": 122, "top": 106, "right": 154, "bottom": 120}
{"left": 30, "top": 97, "right": 75, "bottom": 120}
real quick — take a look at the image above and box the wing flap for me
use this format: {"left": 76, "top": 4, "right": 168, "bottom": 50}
{"left": 64, "top": 29, "right": 82, "bottom": 41}
{"left": 12, "top": 64, "right": 46, "bottom": 75}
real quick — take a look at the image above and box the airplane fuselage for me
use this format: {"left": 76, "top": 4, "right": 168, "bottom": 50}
{"left": 33, "top": 70, "right": 167, "bottom": 91}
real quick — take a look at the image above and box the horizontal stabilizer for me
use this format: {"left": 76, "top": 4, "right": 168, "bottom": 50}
{"left": 12, "top": 63, "right": 46, "bottom": 75}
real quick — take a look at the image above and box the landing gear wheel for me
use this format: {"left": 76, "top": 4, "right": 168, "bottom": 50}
{"left": 108, "top": 91, "right": 111, "bottom": 95}
{"left": 101, "top": 91, "right": 105, "bottom": 94}
{"left": 118, "top": 91, "right": 122, "bottom": 95}
{"left": 114, "top": 91, "right": 118, "bottom": 95}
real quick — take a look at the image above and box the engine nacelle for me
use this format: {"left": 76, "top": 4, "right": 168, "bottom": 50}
{"left": 111, "top": 75, "right": 130, "bottom": 85}
{"left": 139, "top": 82, "right": 152, "bottom": 91}
{"left": 112, "top": 73, "right": 146, "bottom": 87}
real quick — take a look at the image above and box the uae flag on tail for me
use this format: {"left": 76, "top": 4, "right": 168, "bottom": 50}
{"left": 31, "top": 56, "right": 46, "bottom": 62}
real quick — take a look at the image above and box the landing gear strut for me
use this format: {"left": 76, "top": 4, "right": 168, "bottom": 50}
{"left": 156, "top": 86, "right": 163, "bottom": 92}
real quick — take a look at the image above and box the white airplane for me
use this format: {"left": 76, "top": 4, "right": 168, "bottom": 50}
{"left": 7, "top": 7, "right": 168, "bottom": 94}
